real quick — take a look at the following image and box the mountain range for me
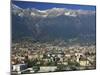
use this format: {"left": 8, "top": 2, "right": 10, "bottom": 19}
{"left": 12, "top": 4, "right": 96, "bottom": 43}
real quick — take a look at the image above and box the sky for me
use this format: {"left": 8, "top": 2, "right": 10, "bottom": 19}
{"left": 12, "top": 0, "right": 96, "bottom": 11}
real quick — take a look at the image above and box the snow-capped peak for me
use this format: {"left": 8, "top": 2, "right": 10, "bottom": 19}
{"left": 12, "top": 4, "right": 22, "bottom": 10}
{"left": 51, "top": 7, "right": 66, "bottom": 11}
{"left": 11, "top": 4, "right": 95, "bottom": 18}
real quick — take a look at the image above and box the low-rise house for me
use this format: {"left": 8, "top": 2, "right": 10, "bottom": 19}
{"left": 62, "top": 62, "right": 68, "bottom": 65}
{"left": 79, "top": 59, "right": 90, "bottom": 66}
{"left": 65, "top": 54, "right": 71, "bottom": 58}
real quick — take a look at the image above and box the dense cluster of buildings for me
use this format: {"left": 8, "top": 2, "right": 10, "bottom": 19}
{"left": 11, "top": 41, "right": 96, "bottom": 74}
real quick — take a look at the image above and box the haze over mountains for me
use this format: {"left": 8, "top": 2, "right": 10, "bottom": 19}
{"left": 12, "top": 4, "right": 96, "bottom": 43}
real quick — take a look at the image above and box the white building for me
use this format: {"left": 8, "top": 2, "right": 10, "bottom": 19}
{"left": 12, "top": 64, "right": 27, "bottom": 74}
{"left": 39, "top": 66, "right": 57, "bottom": 72}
